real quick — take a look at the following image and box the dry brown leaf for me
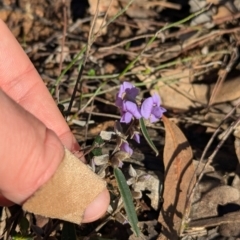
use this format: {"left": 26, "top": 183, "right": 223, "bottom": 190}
{"left": 212, "top": 6, "right": 232, "bottom": 20}
{"left": 190, "top": 185, "right": 240, "bottom": 220}
{"left": 158, "top": 116, "right": 195, "bottom": 239}
{"left": 156, "top": 75, "right": 240, "bottom": 110}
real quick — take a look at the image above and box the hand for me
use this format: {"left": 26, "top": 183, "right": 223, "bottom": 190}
{"left": 0, "top": 20, "right": 109, "bottom": 223}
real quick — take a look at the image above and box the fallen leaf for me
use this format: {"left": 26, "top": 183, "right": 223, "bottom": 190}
{"left": 158, "top": 116, "right": 195, "bottom": 239}
{"left": 212, "top": 6, "right": 232, "bottom": 20}
{"left": 156, "top": 75, "right": 240, "bottom": 110}
{"left": 190, "top": 185, "right": 240, "bottom": 220}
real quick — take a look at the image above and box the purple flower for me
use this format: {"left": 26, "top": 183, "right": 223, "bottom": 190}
{"left": 116, "top": 82, "right": 139, "bottom": 107}
{"left": 120, "top": 101, "right": 141, "bottom": 123}
{"left": 116, "top": 82, "right": 141, "bottom": 123}
{"left": 120, "top": 142, "right": 133, "bottom": 156}
{"left": 132, "top": 132, "right": 140, "bottom": 143}
{"left": 141, "top": 93, "right": 166, "bottom": 123}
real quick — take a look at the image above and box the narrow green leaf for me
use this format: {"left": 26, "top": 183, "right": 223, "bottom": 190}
{"left": 114, "top": 167, "right": 140, "bottom": 236}
{"left": 19, "top": 216, "right": 29, "bottom": 235}
{"left": 139, "top": 118, "right": 159, "bottom": 156}
{"left": 61, "top": 222, "right": 77, "bottom": 240}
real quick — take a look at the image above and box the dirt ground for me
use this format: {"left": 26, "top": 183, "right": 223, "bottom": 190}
{"left": 1, "top": 0, "right": 240, "bottom": 239}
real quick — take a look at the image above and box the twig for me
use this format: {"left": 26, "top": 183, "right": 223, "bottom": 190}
{"left": 84, "top": 110, "right": 120, "bottom": 120}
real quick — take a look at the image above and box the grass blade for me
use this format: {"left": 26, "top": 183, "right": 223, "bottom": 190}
{"left": 139, "top": 118, "right": 159, "bottom": 156}
{"left": 114, "top": 167, "right": 140, "bottom": 237}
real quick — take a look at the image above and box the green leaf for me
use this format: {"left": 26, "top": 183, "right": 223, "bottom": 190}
{"left": 114, "top": 167, "right": 140, "bottom": 237}
{"left": 19, "top": 216, "right": 29, "bottom": 235}
{"left": 91, "top": 148, "right": 102, "bottom": 156}
{"left": 91, "top": 135, "right": 105, "bottom": 156}
{"left": 61, "top": 222, "right": 77, "bottom": 240}
{"left": 93, "top": 135, "right": 104, "bottom": 146}
{"left": 139, "top": 118, "right": 159, "bottom": 156}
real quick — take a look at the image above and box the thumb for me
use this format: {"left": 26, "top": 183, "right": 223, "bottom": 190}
{"left": 0, "top": 89, "right": 109, "bottom": 223}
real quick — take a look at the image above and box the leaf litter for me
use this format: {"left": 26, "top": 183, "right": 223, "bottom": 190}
{"left": 1, "top": 0, "right": 240, "bottom": 239}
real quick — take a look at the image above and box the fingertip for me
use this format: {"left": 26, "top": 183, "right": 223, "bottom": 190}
{"left": 82, "top": 188, "right": 110, "bottom": 223}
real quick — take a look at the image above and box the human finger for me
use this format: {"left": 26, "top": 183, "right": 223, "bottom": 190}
{"left": 0, "top": 90, "right": 110, "bottom": 222}
{"left": 0, "top": 20, "right": 77, "bottom": 151}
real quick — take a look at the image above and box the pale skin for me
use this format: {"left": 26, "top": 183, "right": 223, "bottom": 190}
{"left": 0, "top": 20, "right": 110, "bottom": 223}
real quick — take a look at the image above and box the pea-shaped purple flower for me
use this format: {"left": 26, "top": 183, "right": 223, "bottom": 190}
{"left": 116, "top": 82, "right": 141, "bottom": 123}
{"left": 116, "top": 81, "right": 139, "bottom": 107}
{"left": 141, "top": 93, "right": 166, "bottom": 123}
{"left": 120, "top": 101, "right": 141, "bottom": 123}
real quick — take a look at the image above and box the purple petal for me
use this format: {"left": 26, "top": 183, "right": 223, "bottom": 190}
{"left": 141, "top": 97, "right": 153, "bottom": 119}
{"left": 149, "top": 114, "right": 159, "bottom": 123}
{"left": 151, "top": 106, "right": 163, "bottom": 119}
{"left": 115, "top": 96, "right": 123, "bottom": 107}
{"left": 120, "top": 111, "right": 132, "bottom": 123}
{"left": 122, "top": 81, "right": 134, "bottom": 91}
{"left": 125, "top": 88, "right": 139, "bottom": 101}
{"left": 152, "top": 93, "right": 161, "bottom": 106}
{"left": 161, "top": 107, "right": 167, "bottom": 114}
{"left": 118, "top": 160, "right": 124, "bottom": 168}
{"left": 120, "top": 142, "right": 133, "bottom": 155}
{"left": 133, "top": 133, "right": 140, "bottom": 143}
{"left": 118, "top": 83, "right": 128, "bottom": 98}
{"left": 124, "top": 101, "right": 141, "bottom": 119}
{"left": 150, "top": 106, "right": 166, "bottom": 122}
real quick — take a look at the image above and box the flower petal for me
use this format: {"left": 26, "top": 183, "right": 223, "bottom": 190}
{"left": 122, "top": 81, "right": 134, "bottom": 90}
{"left": 124, "top": 101, "right": 141, "bottom": 119}
{"left": 120, "top": 142, "right": 133, "bottom": 155}
{"left": 133, "top": 132, "right": 140, "bottom": 143}
{"left": 120, "top": 111, "right": 132, "bottom": 123}
{"left": 125, "top": 87, "right": 139, "bottom": 101}
{"left": 118, "top": 84, "right": 125, "bottom": 98}
{"left": 151, "top": 106, "right": 163, "bottom": 119}
{"left": 152, "top": 93, "right": 161, "bottom": 106}
{"left": 141, "top": 97, "right": 153, "bottom": 119}
{"left": 149, "top": 114, "right": 159, "bottom": 123}
{"left": 115, "top": 96, "right": 123, "bottom": 107}
{"left": 161, "top": 107, "right": 167, "bottom": 114}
